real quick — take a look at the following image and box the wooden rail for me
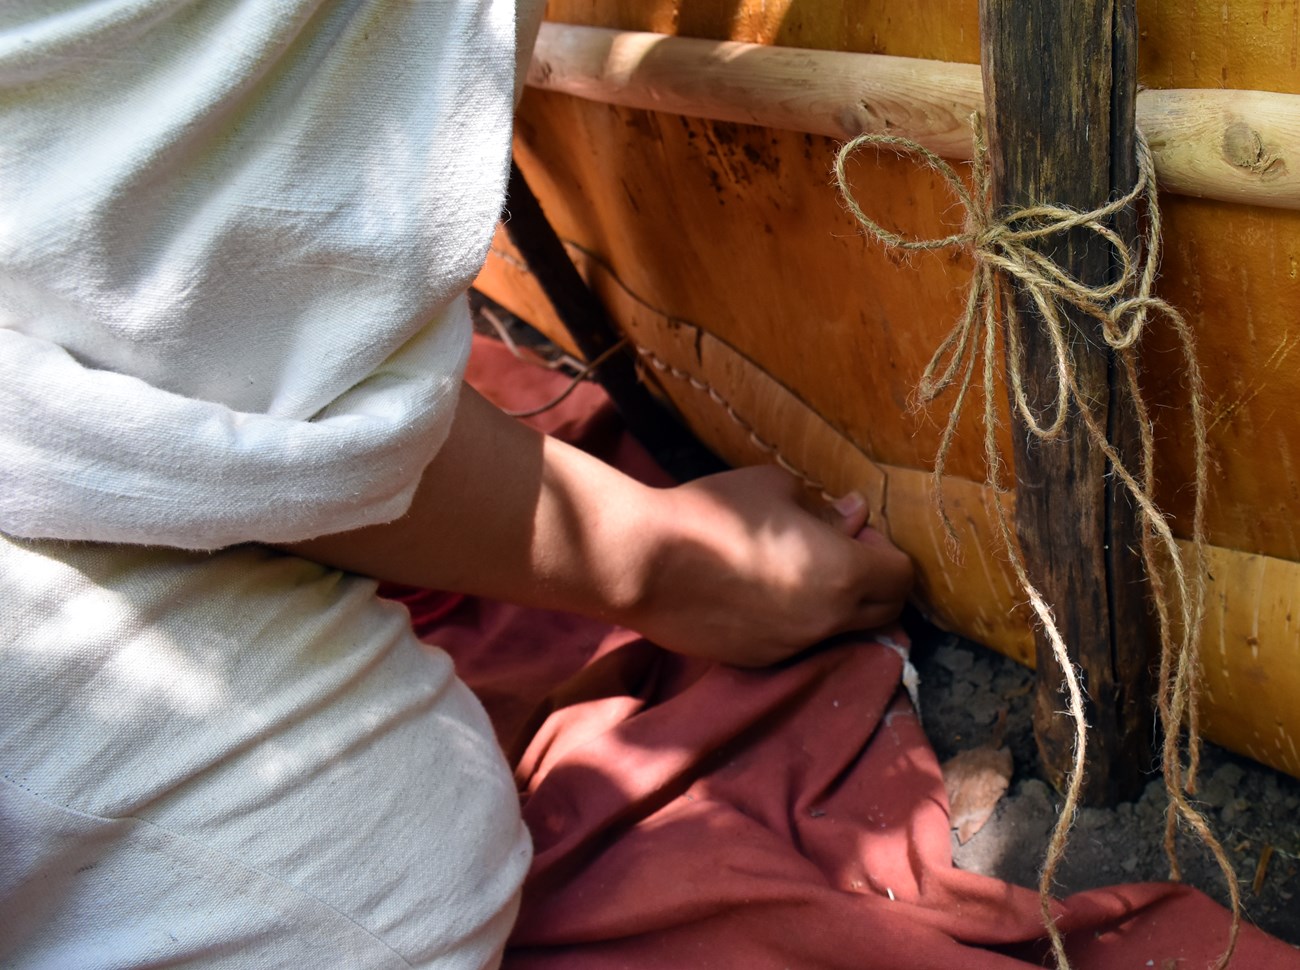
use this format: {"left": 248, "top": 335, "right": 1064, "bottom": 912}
{"left": 527, "top": 23, "right": 1300, "bottom": 211}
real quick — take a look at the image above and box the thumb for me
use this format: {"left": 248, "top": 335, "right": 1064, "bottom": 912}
{"left": 825, "top": 490, "right": 871, "bottom": 536}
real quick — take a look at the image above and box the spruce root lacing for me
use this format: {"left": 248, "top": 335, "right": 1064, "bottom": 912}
{"left": 635, "top": 347, "right": 837, "bottom": 503}
{"left": 834, "top": 115, "right": 1239, "bottom": 969}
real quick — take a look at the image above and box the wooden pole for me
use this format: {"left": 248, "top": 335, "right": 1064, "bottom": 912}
{"left": 526, "top": 22, "right": 1300, "bottom": 211}
{"left": 503, "top": 162, "right": 725, "bottom": 481}
{"left": 979, "top": 0, "right": 1152, "bottom": 805}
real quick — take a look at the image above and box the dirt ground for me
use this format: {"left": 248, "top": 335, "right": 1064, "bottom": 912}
{"left": 906, "top": 613, "right": 1300, "bottom": 949}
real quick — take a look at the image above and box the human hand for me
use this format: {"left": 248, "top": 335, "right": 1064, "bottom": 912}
{"left": 618, "top": 465, "right": 914, "bottom": 667}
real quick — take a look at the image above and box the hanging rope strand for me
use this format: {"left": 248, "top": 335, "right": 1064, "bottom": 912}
{"left": 834, "top": 117, "right": 1238, "bottom": 970}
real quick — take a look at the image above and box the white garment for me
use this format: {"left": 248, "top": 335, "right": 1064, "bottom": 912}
{"left": 1, "top": 6, "right": 555, "bottom": 965}
{"left": 0, "top": 533, "right": 533, "bottom": 969}
{"left": 0, "top": 0, "right": 518, "bottom": 549}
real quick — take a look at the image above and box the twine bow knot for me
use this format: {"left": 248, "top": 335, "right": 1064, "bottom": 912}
{"left": 834, "top": 116, "right": 1237, "bottom": 969}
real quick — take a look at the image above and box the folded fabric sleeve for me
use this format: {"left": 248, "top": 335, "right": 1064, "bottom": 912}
{"left": 0, "top": 0, "right": 518, "bottom": 548}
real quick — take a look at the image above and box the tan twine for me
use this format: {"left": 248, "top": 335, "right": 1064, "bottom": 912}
{"left": 834, "top": 117, "right": 1240, "bottom": 969}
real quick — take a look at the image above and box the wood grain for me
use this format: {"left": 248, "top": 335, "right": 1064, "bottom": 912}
{"left": 527, "top": 25, "right": 984, "bottom": 160}
{"left": 479, "top": 240, "right": 1300, "bottom": 780}
{"left": 509, "top": 91, "right": 1006, "bottom": 483}
{"left": 979, "top": 0, "right": 1151, "bottom": 803}
{"left": 474, "top": 0, "right": 1300, "bottom": 779}
{"left": 1140, "top": 88, "right": 1300, "bottom": 207}
{"left": 541, "top": 0, "right": 1300, "bottom": 96}
{"left": 500, "top": 83, "right": 1300, "bottom": 558}
{"left": 528, "top": 23, "right": 1300, "bottom": 210}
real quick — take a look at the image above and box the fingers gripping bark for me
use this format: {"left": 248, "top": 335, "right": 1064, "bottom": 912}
{"left": 625, "top": 466, "right": 915, "bottom": 667}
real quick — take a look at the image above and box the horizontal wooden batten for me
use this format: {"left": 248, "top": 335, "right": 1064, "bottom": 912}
{"left": 528, "top": 23, "right": 983, "bottom": 160}
{"left": 527, "top": 23, "right": 1300, "bottom": 211}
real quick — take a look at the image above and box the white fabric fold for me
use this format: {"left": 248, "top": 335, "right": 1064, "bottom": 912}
{"left": 0, "top": 306, "right": 468, "bottom": 549}
{"left": 0, "top": 0, "right": 517, "bottom": 548}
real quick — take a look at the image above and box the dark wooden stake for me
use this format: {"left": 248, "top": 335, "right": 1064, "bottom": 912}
{"left": 503, "top": 161, "right": 725, "bottom": 481}
{"left": 979, "top": 0, "right": 1152, "bottom": 804}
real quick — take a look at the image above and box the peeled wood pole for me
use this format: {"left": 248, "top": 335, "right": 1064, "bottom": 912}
{"left": 979, "top": 0, "right": 1152, "bottom": 804}
{"left": 503, "top": 162, "right": 725, "bottom": 480}
{"left": 527, "top": 23, "right": 1300, "bottom": 211}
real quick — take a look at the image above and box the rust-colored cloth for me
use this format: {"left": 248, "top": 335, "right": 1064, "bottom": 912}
{"left": 383, "top": 336, "right": 1299, "bottom": 969}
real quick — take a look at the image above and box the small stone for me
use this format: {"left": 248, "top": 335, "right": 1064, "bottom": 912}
{"left": 1199, "top": 776, "right": 1234, "bottom": 809}
{"left": 1121, "top": 855, "right": 1140, "bottom": 873}
{"left": 966, "top": 694, "right": 1003, "bottom": 728}
{"left": 1221, "top": 798, "right": 1250, "bottom": 825}
{"left": 934, "top": 644, "right": 974, "bottom": 675}
{"left": 1211, "top": 763, "right": 1247, "bottom": 788}
{"left": 967, "top": 661, "right": 992, "bottom": 688}
{"left": 1135, "top": 781, "right": 1166, "bottom": 823}
{"left": 1077, "top": 808, "right": 1108, "bottom": 831}
{"left": 1019, "top": 779, "right": 1054, "bottom": 811}
{"left": 949, "top": 680, "right": 975, "bottom": 704}
{"left": 1140, "top": 779, "right": 1166, "bottom": 805}
{"left": 997, "top": 666, "right": 1032, "bottom": 688}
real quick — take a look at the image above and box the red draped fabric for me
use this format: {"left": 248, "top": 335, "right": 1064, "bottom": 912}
{"left": 382, "top": 335, "right": 1299, "bottom": 970}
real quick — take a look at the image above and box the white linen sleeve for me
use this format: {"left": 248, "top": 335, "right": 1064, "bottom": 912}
{"left": 0, "top": 300, "right": 469, "bottom": 551}
{"left": 0, "top": 0, "right": 518, "bottom": 549}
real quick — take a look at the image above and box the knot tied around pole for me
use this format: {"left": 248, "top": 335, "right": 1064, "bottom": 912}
{"left": 833, "top": 115, "right": 1239, "bottom": 969}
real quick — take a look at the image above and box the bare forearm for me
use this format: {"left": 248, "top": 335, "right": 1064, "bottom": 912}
{"left": 284, "top": 384, "right": 656, "bottom": 620}
{"left": 286, "top": 382, "right": 914, "bottom": 667}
